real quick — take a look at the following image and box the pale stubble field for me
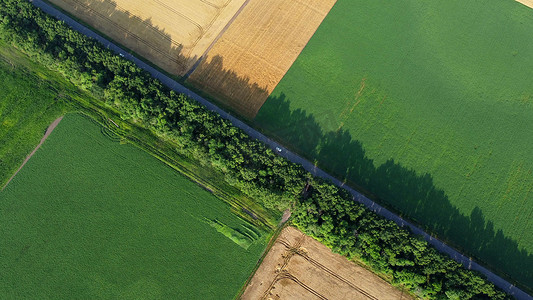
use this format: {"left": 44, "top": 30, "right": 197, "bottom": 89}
{"left": 517, "top": 0, "right": 533, "bottom": 8}
{"left": 48, "top": 0, "right": 247, "bottom": 75}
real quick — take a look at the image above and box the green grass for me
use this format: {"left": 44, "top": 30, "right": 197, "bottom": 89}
{"left": 256, "top": 0, "right": 533, "bottom": 288}
{"left": 0, "top": 114, "right": 268, "bottom": 299}
{"left": 0, "top": 40, "right": 279, "bottom": 229}
{"left": 0, "top": 49, "right": 69, "bottom": 187}
{"left": 0, "top": 42, "right": 277, "bottom": 299}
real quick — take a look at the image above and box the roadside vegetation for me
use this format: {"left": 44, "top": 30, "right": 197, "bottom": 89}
{"left": 0, "top": 1, "right": 513, "bottom": 298}
{"left": 0, "top": 39, "right": 277, "bottom": 231}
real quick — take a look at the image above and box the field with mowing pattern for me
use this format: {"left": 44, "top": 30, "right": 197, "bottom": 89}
{"left": 47, "top": 0, "right": 247, "bottom": 75}
{"left": 0, "top": 114, "right": 268, "bottom": 299}
{"left": 255, "top": 0, "right": 533, "bottom": 288}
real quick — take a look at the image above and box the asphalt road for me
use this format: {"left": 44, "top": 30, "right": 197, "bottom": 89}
{"left": 28, "top": 1, "right": 532, "bottom": 299}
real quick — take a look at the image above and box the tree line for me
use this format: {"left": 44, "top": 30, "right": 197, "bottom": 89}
{"left": 0, "top": 1, "right": 511, "bottom": 298}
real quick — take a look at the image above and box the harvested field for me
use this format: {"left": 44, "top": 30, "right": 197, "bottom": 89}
{"left": 517, "top": 0, "right": 533, "bottom": 8}
{"left": 187, "top": 0, "right": 337, "bottom": 119}
{"left": 241, "top": 227, "right": 410, "bottom": 300}
{"left": 47, "top": 0, "right": 247, "bottom": 75}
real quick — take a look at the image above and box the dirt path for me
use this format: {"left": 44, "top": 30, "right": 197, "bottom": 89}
{"left": 2, "top": 117, "right": 63, "bottom": 191}
{"left": 280, "top": 209, "right": 291, "bottom": 225}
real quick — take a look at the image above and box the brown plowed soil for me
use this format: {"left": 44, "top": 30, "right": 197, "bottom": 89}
{"left": 241, "top": 226, "right": 412, "bottom": 300}
{"left": 187, "top": 0, "right": 338, "bottom": 119}
{"left": 47, "top": 0, "right": 246, "bottom": 75}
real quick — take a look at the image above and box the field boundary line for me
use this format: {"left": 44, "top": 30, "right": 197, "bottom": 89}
{"left": 184, "top": 0, "right": 251, "bottom": 78}
{"left": 235, "top": 223, "right": 288, "bottom": 299}
{"left": 24, "top": 2, "right": 533, "bottom": 298}
{"left": 2, "top": 117, "right": 63, "bottom": 191}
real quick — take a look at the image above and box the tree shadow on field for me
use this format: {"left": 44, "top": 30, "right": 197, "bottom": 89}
{"left": 50, "top": 0, "right": 532, "bottom": 292}
{"left": 70, "top": 0, "right": 270, "bottom": 118}
{"left": 258, "top": 93, "right": 533, "bottom": 291}
{"left": 59, "top": 0, "right": 195, "bottom": 75}
{"left": 186, "top": 55, "right": 271, "bottom": 119}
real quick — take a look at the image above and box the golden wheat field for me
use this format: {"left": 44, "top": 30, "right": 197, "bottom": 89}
{"left": 187, "top": 0, "right": 337, "bottom": 119}
{"left": 517, "top": 0, "right": 533, "bottom": 8}
{"left": 241, "top": 227, "right": 411, "bottom": 300}
{"left": 48, "top": 0, "right": 247, "bottom": 75}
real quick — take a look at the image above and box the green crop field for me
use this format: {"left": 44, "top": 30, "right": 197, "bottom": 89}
{"left": 256, "top": 0, "right": 533, "bottom": 288}
{"left": 0, "top": 46, "right": 69, "bottom": 187}
{"left": 0, "top": 114, "right": 268, "bottom": 299}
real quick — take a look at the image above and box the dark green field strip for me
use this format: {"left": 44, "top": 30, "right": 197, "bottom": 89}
{"left": 256, "top": 0, "right": 533, "bottom": 288}
{"left": 0, "top": 114, "right": 267, "bottom": 299}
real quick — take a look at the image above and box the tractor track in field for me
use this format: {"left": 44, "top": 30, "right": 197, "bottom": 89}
{"left": 24, "top": 1, "right": 533, "bottom": 298}
{"left": 276, "top": 238, "right": 378, "bottom": 300}
{"left": 2, "top": 117, "right": 63, "bottom": 191}
{"left": 245, "top": 227, "right": 408, "bottom": 299}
